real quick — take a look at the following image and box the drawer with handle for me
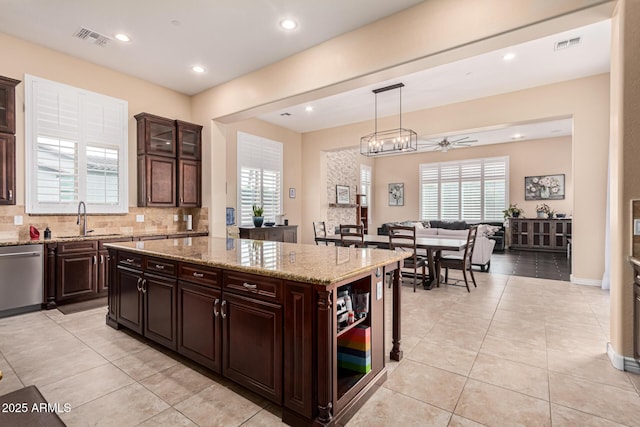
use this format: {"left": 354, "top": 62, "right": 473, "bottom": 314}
{"left": 145, "top": 257, "right": 177, "bottom": 276}
{"left": 118, "top": 252, "right": 143, "bottom": 269}
{"left": 178, "top": 263, "right": 219, "bottom": 288}
{"left": 223, "top": 271, "right": 282, "bottom": 303}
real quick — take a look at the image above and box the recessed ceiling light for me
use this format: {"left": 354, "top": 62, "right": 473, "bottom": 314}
{"left": 114, "top": 33, "right": 131, "bottom": 42}
{"left": 305, "top": 106, "right": 313, "bottom": 112}
{"left": 512, "top": 133, "right": 524, "bottom": 139}
{"left": 192, "top": 65, "right": 205, "bottom": 73}
{"left": 280, "top": 19, "right": 297, "bottom": 30}
{"left": 503, "top": 52, "right": 516, "bottom": 61}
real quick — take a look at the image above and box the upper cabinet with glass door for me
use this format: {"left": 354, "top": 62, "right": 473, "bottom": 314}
{"left": 176, "top": 120, "right": 202, "bottom": 160}
{"left": 0, "top": 76, "right": 20, "bottom": 134}
{"left": 135, "top": 112, "right": 176, "bottom": 157}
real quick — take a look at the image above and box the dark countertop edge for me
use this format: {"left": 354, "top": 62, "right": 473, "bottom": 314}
{"left": 104, "top": 240, "right": 409, "bottom": 286}
{"left": 0, "top": 230, "right": 208, "bottom": 247}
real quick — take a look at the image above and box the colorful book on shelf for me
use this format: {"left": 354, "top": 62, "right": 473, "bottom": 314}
{"left": 337, "top": 325, "right": 371, "bottom": 373}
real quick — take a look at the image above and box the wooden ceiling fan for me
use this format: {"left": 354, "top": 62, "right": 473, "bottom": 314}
{"left": 419, "top": 136, "right": 477, "bottom": 152}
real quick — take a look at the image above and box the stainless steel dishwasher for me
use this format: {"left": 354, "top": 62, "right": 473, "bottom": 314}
{"left": 0, "top": 244, "right": 44, "bottom": 317}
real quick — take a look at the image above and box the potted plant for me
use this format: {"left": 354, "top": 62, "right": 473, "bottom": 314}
{"left": 252, "top": 204, "right": 264, "bottom": 227}
{"left": 503, "top": 204, "right": 524, "bottom": 219}
{"left": 535, "top": 203, "right": 553, "bottom": 219}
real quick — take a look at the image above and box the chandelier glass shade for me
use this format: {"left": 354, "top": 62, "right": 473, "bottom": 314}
{"left": 360, "top": 83, "right": 417, "bottom": 157}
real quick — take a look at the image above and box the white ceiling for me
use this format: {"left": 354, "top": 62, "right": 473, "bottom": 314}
{"left": 0, "top": 0, "right": 424, "bottom": 95}
{"left": 258, "top": 19, "right": 610, "bottom": 139}
{"left": 0, "top": 2, "right": 610, "bottom": 146}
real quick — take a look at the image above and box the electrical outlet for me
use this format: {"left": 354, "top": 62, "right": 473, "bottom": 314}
{"left": 14, "top": 215, "right": 23, "bottom": 225}
{"left": 173, "top": 215, "right": 179, "bottom": 222}
{"left": 136, "top": 214, "right": 144, "bottom": 223}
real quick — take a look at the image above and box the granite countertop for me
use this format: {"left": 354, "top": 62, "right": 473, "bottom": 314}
{"left": 105, "top": 236, "right": 410, "bottom": 285}
{"left": 0, "top": 230, "right": 208, "bottom": 248}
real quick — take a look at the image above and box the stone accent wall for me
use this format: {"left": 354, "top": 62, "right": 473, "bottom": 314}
{"left": 0, "top": 206, "right": 208, "bottom": 241}
{"left": 326, "top": 149, "right": 358, "bottom": 234}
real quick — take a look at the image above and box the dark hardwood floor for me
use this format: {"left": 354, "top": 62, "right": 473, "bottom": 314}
{"left": 487, "top": 249, "right": 571, "bottom": 281}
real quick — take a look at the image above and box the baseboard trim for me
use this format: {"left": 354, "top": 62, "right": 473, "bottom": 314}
{"left": 607, "top": 342, "right": 640, "bottom": 373}
{"left": 570, "top": 275, "right": 602, "bottom": 287}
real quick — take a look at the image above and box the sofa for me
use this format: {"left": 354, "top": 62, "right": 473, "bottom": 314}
{"left": 378, "top": 220, "right": 503, "bottom": 272}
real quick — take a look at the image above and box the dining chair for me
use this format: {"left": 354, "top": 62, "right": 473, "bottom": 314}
{"left": 388, "top": 225, "right": 427, "bottom": 292}
{"left": 440, "top": 225, "right": 478, "bottom": 292}
{"left": 313, "top": 221, "right": 328, "bottom": 245}
{"left": 339, "top": 224, "right": 365, "bottom": 248}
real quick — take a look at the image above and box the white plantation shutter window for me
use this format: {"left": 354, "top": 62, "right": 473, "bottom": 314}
{"left": 419, "top": 156, "right": 508, "bottom": 222}
{"left": 25, "top": 75, "right": 128, "bottom": 214}
{"left": 237, "top": 132, "right": 283, "bottom": 226}
{"left": 360, "top": 165, "right": 371, "bottom": 207}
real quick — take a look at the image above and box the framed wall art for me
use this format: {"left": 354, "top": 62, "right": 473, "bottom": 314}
{"left": 525, "top": 174, "right": 565, "bottom": 200}
{"left": 388, "top": 183, "right": 404, "bottom": 206}
{"left": 336, "top": 185, "right": 350, "bottom": 204}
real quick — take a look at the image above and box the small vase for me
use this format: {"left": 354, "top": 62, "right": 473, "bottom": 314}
{"left": 252, "top": 216, "right": 264, "bottom": 227}
{"left": 512, "top": 212, "right": 520, "bottom": 218}
{"left": 537, "top": 212, "right": 546, "bottom": 219}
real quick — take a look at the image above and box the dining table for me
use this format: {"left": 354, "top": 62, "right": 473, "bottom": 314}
{"left": 314, "top": 233, "right": 468, "bottom": 290}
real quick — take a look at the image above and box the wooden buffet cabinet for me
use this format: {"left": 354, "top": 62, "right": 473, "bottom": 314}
{"left": 509, "top": 218, "right": 572, "bottom": 252}
{"left": 105, "top": 237, "right": 407, "bottom": 426}
{"left": 238, "top": 225, "right": 298, "bottom": 243}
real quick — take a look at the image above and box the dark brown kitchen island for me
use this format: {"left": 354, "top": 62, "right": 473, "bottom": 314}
{"left": 105, "top": 236, "right": 408, "bottom": 426}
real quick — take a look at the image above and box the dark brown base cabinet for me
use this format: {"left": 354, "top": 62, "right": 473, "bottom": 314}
{"left": 45, "top": 237, "right": 132, "bottom": 308}
{"left": 107, "top": 247, "right": 387, "bottom": 426}
{"left": 116, "top": 259, "right": 178, "bottom": 351}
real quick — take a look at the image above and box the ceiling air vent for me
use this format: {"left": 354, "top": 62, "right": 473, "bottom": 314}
{"left": 73, "top": 27, "right": 111, "bottom": 47}
{"left": 554, "top": 36, "right": 581, "bottom": 51}
{"left": 280, "top": 112, "right": 292, "bottom": 116}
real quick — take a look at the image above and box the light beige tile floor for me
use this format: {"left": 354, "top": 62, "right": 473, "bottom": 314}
{"left": 0, "top": 271, "right": 638, "bottom": 426}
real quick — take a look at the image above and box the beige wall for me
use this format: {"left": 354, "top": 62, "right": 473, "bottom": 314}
{"left": 0, "top": 31, "right": 196, "bottom": 217}
{"left": 302, "top": 74, "right": 609, "bottom": 284}
{"left": 370, "top": 136, "right": 572, "bottom": 226}
{"left": 609, "top": 0, "right": 640, "bottom": 361}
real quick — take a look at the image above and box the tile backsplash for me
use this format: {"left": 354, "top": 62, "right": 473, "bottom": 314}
{"left": 0, "top": 206, "right": 208, "bottom": 240}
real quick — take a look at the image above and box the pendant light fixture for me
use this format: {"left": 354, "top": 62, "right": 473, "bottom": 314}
{"left": 360, "top": 83, "right": 417, "bottom": 157}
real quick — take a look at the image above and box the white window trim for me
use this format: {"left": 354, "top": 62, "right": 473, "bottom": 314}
{"left": 25, "top": 75, "right": 128, "bottom": 214}
{"left": 237, "top": 131, "right": 283, "bottom": 226}
{"left": 419, "top": 156, "right": 509, "bottom": 222}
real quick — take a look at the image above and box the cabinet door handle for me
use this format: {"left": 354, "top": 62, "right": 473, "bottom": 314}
{"left": 93, "top": 255, "right": 97, "bottom": 265}
{"left": 8, "top": 190, "right": 12, "bottom": 200}
{"left": 213, "top": 298, "right": 220, "bottom": 317}
{"left": 126, "top": 258, "right": 135, "bottom": 263}
{"left": 193, "top": 272, "right": 204, "bottom": 278}
{"left": 636, "top": 275, "right": 640, "bottom": 282}
{"left": 155, "top": 264, "right": 165, "bottom": 270}
{"left": 220, "top": 300, "right": 227, "bottom": 319}
{"left": 148, "top": 196, "right": 150, "bottom": 203}
{"left": 141, "top": 279, "right": 147, "bottom": 293}
{"left": 136, "top": 277, "right": 142, "bottom": 292}
{"left": 100, "top": 255, "right": 104, "bottom": 264}
{"left": 242, "top": 282, "right": 258, "bottom": 291}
